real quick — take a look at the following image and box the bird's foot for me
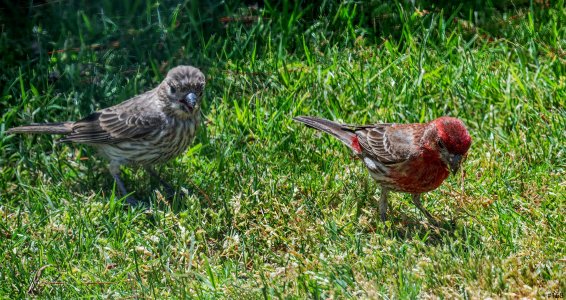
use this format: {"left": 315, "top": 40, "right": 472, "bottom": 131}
{"left": 151, "top": 176, "right": 174, "bottom": 195}
{"left": 125, "top": 196, "right": 140, "bottom": 206}
{"left": 427, "top": 218, "right": 441, "bottom": 228}
{"left": 380, "top": 211, "right": 388, "bottom": 222}
{"left": 163, "top": 184, "right": 179, "bottom": 199}
{"left": 153, "top": 186, "right": 195, "bottom": 208}
{"left": 111, "top": 171, "right": 147, "bottom": 208}
{"left": 378, "top": 188, "right": 389, "bottom": 223}
{"left": 123, "top": 196, "right": 151, "bottom": 210}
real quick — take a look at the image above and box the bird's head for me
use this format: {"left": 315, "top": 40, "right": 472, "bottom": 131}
{"left": 159, "top": 65, "right": 205, "bottom": 119}
{"left": 429, "top": 116, "right": 472, "bottom": 174}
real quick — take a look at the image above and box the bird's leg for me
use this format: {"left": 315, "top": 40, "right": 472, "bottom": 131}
{"left": 379, "top": 187, "right": 389, "bottom": 222}
{"left": 411, "top": 194, "right": 439, "bottom": 225}
{"left": 145, "top": 167, "right": 175, "bottom": 196}
{"left": 109, "top": 162, "right": 138, "bottom": 206}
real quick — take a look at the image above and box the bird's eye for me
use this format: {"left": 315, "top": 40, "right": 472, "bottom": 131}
{"left": 437, "top": 141, "right": 445, "bottom": 149}
{"left": 169, "top": 86, "right": 176, "bottom": 94}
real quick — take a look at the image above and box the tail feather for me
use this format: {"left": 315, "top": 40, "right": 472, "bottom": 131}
{"left": 293, "top": 116, "right": 358, "bottom": 151}
{"left": 7, "top": 122, "right": 73, "bottom": 135}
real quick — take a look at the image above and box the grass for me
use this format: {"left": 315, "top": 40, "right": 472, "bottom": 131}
{"left": 0, "top": 0, "right": 564, "bottom": 298}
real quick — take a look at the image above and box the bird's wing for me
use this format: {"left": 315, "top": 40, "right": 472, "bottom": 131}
{"left": 59, "top": 95, "right": 166, "bottom": 144}
{"left": 351, "top": 123, "right": 417, "bottom": 165}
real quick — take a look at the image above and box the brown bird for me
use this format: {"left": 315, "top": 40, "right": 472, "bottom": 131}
{"left": 294, "top": 116, "right": 472, "bottom": 225}
{"left": 8, "top": 65, "right": 206, "bottom": 205}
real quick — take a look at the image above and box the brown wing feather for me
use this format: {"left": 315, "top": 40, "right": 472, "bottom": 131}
{"left": 59, "top": 93, "right": 165, "bottom": 144}
{"left": 348, "top": 124, "right": 415, "bottom": 164}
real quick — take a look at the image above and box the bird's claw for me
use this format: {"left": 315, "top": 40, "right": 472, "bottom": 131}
{"left": 125, "top": 196, "right": 142, "bottom": 207}
{"left": 427, "top": 218, "right": 440, "bottom": 227}
{"left": 380, "top": 212, "right": 388, "bottom": 222}
{"left": 163, "top": 185, "right": 178, "bottom": 198}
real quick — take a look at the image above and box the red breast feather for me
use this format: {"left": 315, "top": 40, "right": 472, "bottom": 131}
{"left": 386, "top": 149, "right": 449, "bottom": 193}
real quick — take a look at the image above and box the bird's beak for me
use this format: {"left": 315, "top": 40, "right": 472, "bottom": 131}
{"left": 448, "top": 154, "right": 462, "bottom": 174}
{"left": 180, "top": 93, "right": 198, "bottom": 111}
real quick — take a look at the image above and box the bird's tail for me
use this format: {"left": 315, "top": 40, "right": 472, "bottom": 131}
{"left": 7, "top": 122, "right": 73, "bottom": 135}
{"left": 293, "top": 116, "right": 358, "bottom": 151}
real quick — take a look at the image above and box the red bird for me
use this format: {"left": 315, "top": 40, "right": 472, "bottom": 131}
{"left": 293, "top": 116, "right": 472, "bottom": 225}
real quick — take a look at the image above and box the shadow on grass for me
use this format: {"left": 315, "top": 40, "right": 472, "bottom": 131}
{"left": 354, "top": 203, "right": 472, "bottom": 245}
{"left": 386, "top": 217, "right": 459, "bottom": 245}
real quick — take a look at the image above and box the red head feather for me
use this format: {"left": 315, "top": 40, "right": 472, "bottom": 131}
{"left": 433, "top": 117, "right": 472, "bottom": 155}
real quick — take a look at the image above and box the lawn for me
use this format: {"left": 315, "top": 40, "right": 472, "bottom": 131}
{"left": 0, "top": 0, "right": 564, "bottom": 298}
